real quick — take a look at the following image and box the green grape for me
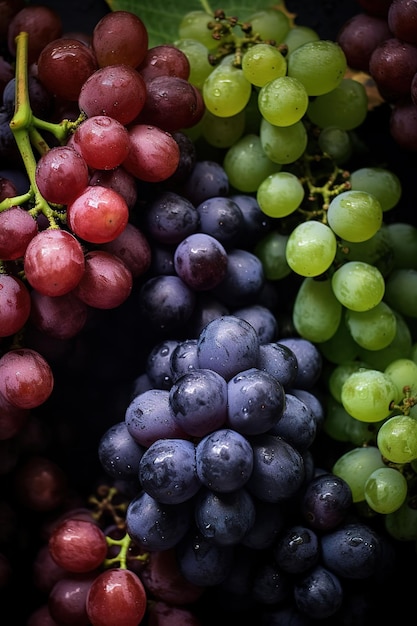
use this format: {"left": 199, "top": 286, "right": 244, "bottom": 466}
{"left": 328, "top": 360, "right": 371, "bottom": 404}
{"left": 341, "top": 368, "right": 398, "bottom": 422}
{"left": 347, "top": 415, "right": 381, "bottom": 447}
{"left": 258, "top": 76, "right": 309, "bottom": 126}
{"left": 241, "top": 43, "right": 287, "bottom": 87}
{"left": 377, "top": 415, "right": 417, "bottom": 463}
{"left": 384, "top": 269, "right": 417, "bottom": 318}
{"left": 260, "top": 117, "right": 308, "bottom": 164}
{"left": 256, "top": 171, "right": 304, "bottom": 218}
{"left": 336, "top": 224, "right": 394, "bottom": 277}
{"left": 331, "top": 261, "right": 385, "bottom": 312}
{"left": 364, "top": 467, "right": 408, "bottom": 514}
{"left": 254, "top": 230, "right": 291, "bottom": 280}
{"left": 201, "top": 109, "right": 246, "bottom": 148}
{"left": 283, "top": 25, "right": 320, "bottom": 54}
{"left": 285, "top": 221, "right": 337, "bottom": 277}
{"left": 287, "top": 39, "right": 347, "bottom": 96}
{"left": 174, "top": 38, "right": 213, "bottom": 90}
{"left": 385, "top": 222, "right": 417, "bottom": 270}
{"left": 385, "top": 499, "right": 417, "bottom": 541}
{"left": 318, "top": 316, "right": 360, "bottom": 364}
{"left": 357, "top": 311, "right": 413, "bottom": 371}
{"left": 327, "top": 190, "right": 383, "bottom": 243}
{"left": 223, "top": 133, "right": 282, "bottom": 192}
{"left": 317, "top": 126, "right": 353, "bottom": 164}
{"left": 203, "top": 63, "right": 252, "bottom": 117}
{"left": 384, "top": 358, "right": 417, "bottom": 402}
{"left": 246, "top": 8, "right": 291, "bottom": 43}
{"left": 350, "top": 167, "right": 402, "bottom": 213}
{"left": 345, "top": 301, "right": 397, "bottom": 351}
{"left": 332, "top": 445, "right": 385, "bottom": 503}
{"left": 306, "top": 78, "right": 368, "bottom": 130}
{"left": 292, "top": 277, "right": 342, "bottom": 342}
{"left": 323, "top": 396, "right": 355, "bottom": 442}
{"left": 178, "top": 11, "right": 216, "bottom": 50}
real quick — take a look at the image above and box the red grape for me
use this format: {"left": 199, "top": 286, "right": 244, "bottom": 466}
{"left": 99, "top": 222, "right": 152, "bottom": 278}
{"left": 123, "top": 124, "right": 180, "bottom": 182}
{"left": 86, "top": 568, "right": 147, "bottom": 626}
{"left": 73, "top": 250, "right": 133, "bottom": 309}
{"left": 0, "top": 273, "right": 31, "bottom": 337}
{"left": 72, "top": 115, "right": 130, "bottom": 170}
{"left": 92, "top": 10, "right": 148, "bottom": 68}
{"left": 49, "top": 518, "right": 108, "bottom": 573}
{"left": 0, "top": 206, "right": 38, "bottom": 260}
{"left": 35, "top": 145, "right": 89, "bottom": 205}
{"left": 29, "top": 289, "right": 89, "bottom": 340}
{"left": 138, "top": 44, "right": 190, "bottom": 81}
{"left": 0, "top": 347, "right": 54, "bottom": 409}
{"left": 7, "top": 5, "right": 62, "bottom": 64}
{"left": 388, "top": 0, "right": 417, "bottom": 45}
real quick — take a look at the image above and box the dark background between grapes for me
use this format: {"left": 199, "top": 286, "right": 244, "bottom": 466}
{"left": 13, "top": 1, "right": 417, "bottom": 623}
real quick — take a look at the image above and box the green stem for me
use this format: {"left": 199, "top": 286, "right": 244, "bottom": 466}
{"left": 104, "top": 534, "right": 148, "bottom": 570}
{"left": 199, "top": 0, "right": 214, "bottom": 15}
{"left": 0, "top": 191, "right": 33, "bottom": 211}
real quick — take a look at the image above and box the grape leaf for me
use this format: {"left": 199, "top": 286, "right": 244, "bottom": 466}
{"left": 104, "top": 0, "right": 287, "bottom": 47}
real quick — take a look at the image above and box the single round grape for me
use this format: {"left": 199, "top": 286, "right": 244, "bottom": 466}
{"left": 0, "top": 274, "right": 31, "bottom": 337}
{"left": 332, "top": 445, "right": 385, "bottom": 502}
{"left": 260, "top": 117, "right": 308, "bottom": 164}
{"left": 364, "top": 466, "right": 408, "bottom": 514}
{"left": 327, "top": 190, "right": 383, "bottom": 243}
{"left": 293, "top": 277, "right": 342, "bottom": 343}
{"left": 72, "top": 115, "right": 130, "bottom": 170}
{"left": 223, "top": 133, "right": 282, "bottom": 193}
{"left": 49, "top": 518, "right": 107, "bottom": 573}
{"left": 241, "top": 43, "right": 287, "bottom": 87}
{"left": 246, "top": 8, "right": 291, "bottom": 43}
{"left": 203, "top": 63, "right": 252, "bottom": 117}
{"left": 341, "top": 368, "right": 398, "bottom": 422}
{"left": 258, "top": 76, "right": 309, "bottom": 126}
{"left": 286, "top": 220, "right": 337, "bottom": 277}
{"left": 174, "top": 38, "right": 213, "bottom": 90}
{"left": 344, "top": 301, "right": 397, "bottom": 351}
{"left": 284, "top": 24, "right": 320, "bottom": 54}
{"left": 201, "top": 110, "right": 246, "bottom": 149}
{"left": 287, "top": 39, "right": 347, "bottom": 96}
{"left": 178, "top": 10, "right": 218, "bottom": 49}
{"left": 257, "top": 171, "right": 305, "bottom": 218}
{"left": 349, "top": 166, "right": 402, "bottom": 212}
{"left": 86, "top": 569, "right": 147, "bottom": 626}
{"left": 307, "top": 78, "right": 368, "bottom": 130}
{"left": 35, "top": 145, "right": 89, "bottom": 205}
{"left": 331, "top": 261, "right": 385, "bottom": 311}
{"left": 254, "top": 230, "right": 291, "bottom": 280}
{"left": 318, "top": 125, "right": 352, "bottom": 164}
{"left": 92, "top": 10, "right": 148, "bottom": 67}
{"left": 377, "top": 415, "right": 417, "bottom": 463}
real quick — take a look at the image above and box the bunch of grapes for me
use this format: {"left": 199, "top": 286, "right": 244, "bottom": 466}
{"left": 1, "top": 0, "right": 417, "bottom": 624}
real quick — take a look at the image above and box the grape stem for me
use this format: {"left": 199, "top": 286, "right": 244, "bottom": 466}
{"left": 105, "top": 534, "right": 149, "bottom": 570}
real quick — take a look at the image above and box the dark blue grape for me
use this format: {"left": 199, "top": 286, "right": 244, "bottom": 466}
{"left": 181, "top": 160, "right": 229, "bottom": 206}
{"left": 212, "top": 248, "right": 264, "bottom": 308}
{"left": 126, "top": 490, "right": 191, "bottom": 551}
{"left": 169, "top": 368, "right": 227, "bottom": 437}
{"left": 196, "top": 196, "right": 244, "bottom": 246}
{"left": 290, "top": 388, "right": 325, "bottom": 430}
{"left": 257, "top": 342, "right": 299, "bottom": 390}
{"left": 242, "top": 499, "right": 286, "bottom": 550}
{"left": 3, "top": 76, "right": 51, "bottom": 118}
{"left": 138, "top": 438, "right": 200, "bottom": 504}
{"left": 226, "top": 367, "right": 285, "bottom": 435}
{"left": 125, "top": 388, "right": 187, "bottom": 448}
{"left": 320, "top": 522, "right": 382, "bottom": 579}
{"left": 174, "top": 232, "right": 228, "bottom": 290}
{"left": 197, "top": 315, "right": 260, "bottom": 382}
{"left": 145, "top": 338, "right": 180, "bottom": 390}
{"left": 251, "top": 560, "right": 290, "bottom": 605}
{"left": 137, "top": 274, "right": 196, "bottom": 334}
{"left": 293, "top": 565, "right": 343, "bottom": 619}
{"left": 142, "top": 190, "right": 200, "bottom": 244}
{"left": 176, "top": 526, "right": 234, "bottom": 586}
{"left": 269, "top": 393, "right": 317, "bottom": 452}
{"left": 301, "top": 473, "right": 353, "bottom": 531}
{"left": 233, "top": 304, "right": 278, "bottom": 345}
{"left": 195, "top": 428, "right": 253, "bottom": 492}
{"left": 247, "top": 434, "right": 305, "bottom": 502}
{"left": 188, "top": 293, "right": 229, "bottom": 338}
{"left": 277, "top": 337, "right": 322, "bottom": 389}
{"left": 274, "top": 524, "right": 320, "bottom": 574}
{"left": 98, "top": 421, "right": 145, "bottom": 481}
{"left": 170, "top": 338, "right": 199, "bottom": 381}
{"left": 230, "top": 193, "right": 273, "bottom": 246}
{"left": 194, "top": 487, "right": 256, "bottom": 546}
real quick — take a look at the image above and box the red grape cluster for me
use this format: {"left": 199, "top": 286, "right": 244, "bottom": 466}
{"left": 337, "top": 0, "right": 417, "bottom": 150}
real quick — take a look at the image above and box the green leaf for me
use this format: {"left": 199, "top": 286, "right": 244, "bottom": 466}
{"left": 104, "top": 0, "right": 283, "bottom": 48}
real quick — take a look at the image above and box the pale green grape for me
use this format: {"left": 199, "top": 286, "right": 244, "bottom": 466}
{"left": 357, "top": 311, "right": 413, "bottom": 371}
{"left": 377, "top": 415, "right": 417, "bottom": 463}
{"left": 292, "top": 277, "right": 342, "bottom": 342}
{"left": 318, "top": 126, "right": 352, "bottom": 164}
{"left": 256, "top": 171, "right": 304, "bottom": 218}
{"left": 350, "top": 167, "right": 402, "bottom": 213}
{"left": 336, "top": 224, "right": 394, "bottom": 277}
{"left": 318, "top": 316, "right": 360, "bottom": 364}
{"left": 324, "top": 396, "right": 355, "bottom": 442}
{"left": 327, "top": 190, "right": 383, "bottom": 243}
{"left": 246, "top": 8, "right": 291, "bottom": 43}
{"left": 283, "top": 25, "right": 320, "bottom": 54}
{"left": 223, "top": 134, "right": 282, "bottom": 192}
{"left": 384, "top": 358, "right": 417, "bottom": 401}
{"left": 385, "top": 222, "right": 417, "bottom": 270}
{"left": 174, "top": 38, "right": 213, "bottom": 90}
{"left": 258, "top": 76, "right": 309, "bottom": 126}
{"left": 384, "top": 268, "right": 417, "bottom": 318}
{"left": 385, "top": 499, "right": 417, "bottom": 541}
{"left": 260, "top": 117, "right": 308, "bottom": 164}
{"left": 331, "top": 261, "right": 385, "bottom": 311}
{"left": 307, "top": 78, "right": 368, "bottom": 130}
{"left": 285, "top": 221, "right": 337, "bottom": 277}
{"left": 328, "top": 360, "right": 371, "bottom": 404}
{"left": 241, "top": 43, "right": 287, "bottom": 87}
{"left": 201, "top": 109, "right": 246, "bottom": 148}
{"left": 341, "top": 368, "right": 398, "bottom": 422}
{"left": 287, "top": 39, "right": 347, "bottom": 96}
{"left": 345, "top": 301, "right": 397, "bottom": 351}
{"left": 203, "top": 63, "right": 252, "bottom": 117}
{"left": 254, "top": 230, "right": 291, "bottom": 280}
{"left": 332, "top": 445, "right": 385, "bottom": 502}
{"left": 364, "top": 467, "right": 408, "bottom": 514}
{"left": 178, "top": 11, "right": 217, "bottom": 50}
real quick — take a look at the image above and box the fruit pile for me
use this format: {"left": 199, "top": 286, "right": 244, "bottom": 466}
{"left": 1, "top": 0, "right": 417, "bottom": 624}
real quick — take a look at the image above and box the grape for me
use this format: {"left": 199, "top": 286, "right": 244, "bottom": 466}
{"left": 48, "top": 574, "right": 94, "bottom": 625}
{"left": 223, "top": 134, "right": 282, "bottom": 193}
{"left": 143, "top": 190, "right": 199, "bottom": 245}
{"left": 332, "top": 446, "right": 385, "bottom": 502}
{"left": 286, "top": 220, "right": 337, "bottom": 276}
{"left": 327, "top": 189, "right": 383, "bottom": 242}
{"left": 254, "top": 230, "right": 291, "bottom": 280}
{"left": 181, "top": 160, "right": 229, "bottom": 205}
{"left": 0, "top": 274, "right": 30, "bottom": 337}
{"left": 73, "top": 250, "right": 132, "bottom": 309}
{"left": 98, "top": 421, "right": 145, "bottom": 481}
{"left": 0, "top": 347, "right": 54, "bottom": 409}
{"left": 384, "top": 357, "right": 417, "bottom": 398}
{"left": 307, "top": 77, "right": 368, "bottom": 130}
{"left": 336, "top": 12, "right": 392, "bottom": 72}
{"left": 99, "top": 222, "right": 151, "bottom": 279}
{"left": 138, "top": 44, "right": 190, "bottom": 81}
{"left": 257, "top": 171, "right": 305, "bottom": 218}
{"left": 140, "top": 548, "right": 203, "bottom": 605}
{"left": 341, "top": 368, "right": 398, "bottom": 422}
{"left": 277, "top": 337, "right": 322, "bottom": 390}
{"left": 137, "top": 275, "right": 196, "bottom": 334}
{"left": 29, "top": 289, "right": 88, "bottom": 340}
{"left": 349, "top": 166, "right": 402, "bottom": 213}
{"left": 174, "top": 38, "right": 213, "bottom": 90}
{"left": 233, "top": 304, "right": 278, "bottom": 345}
{"left": 331, "top": 261, "right": 385, "bottom": 311}
{"left": 320, "top": 522, "right": 382, "bottom": 579}
{"left": 72, "top": 115, "right": 130, "bottom": 170}
{"left": 377, "top": 415, "right": 417, "bottom": 463}
{"left": 287, "top": 39, "right": 347, "bottom": 96}
{"left": 259, "top": 117, "right": 308, "bottom": 164}
{"left": 301, "top": 473, "right": 353, "bottom": 530}
{"left": 344, "top": 301, "right": 397, "bottom": 351}
{"left": 177, "top": 10, "right": 217, "bottom": 50}
{"left": 274, "top": 525, "right": 320, "bottom": 574}
{"left": 384, "top": 498, "right": 417, "bottom": 541}
{"left": 270, "top": 392, "right": 317, "bottom": 452}
{"left": 86, "top": 569, "right": 147, "bottom": 626}
{"left": 293, "top": 565, "right": 343, "bottom": 619}
{"left": 7, "top": 4, "right": 62, "bottom": 64}
{"left": 212, "top": 248, "right": 264, "bottom": 308}
{"left": 369, "top": 37, "right": 417, "bottom": 101}
{"left": 292, "top": 277, "right": 342, "bottom": 342}
{"left": 257, "top": 341, "right": 298, "bottom": 389}
{"left": 196, "top": 196, "right": 244, "bottom": 246}
{"left": 123, "top": 124, "right": 180, "bottom": 183}
{"left": 92, "top": 10, "right": 148, "bottom": 67}
{"left": 201, "top": 110, "right": 246, "bottom": 149}
{"left": 176, "top": 527, "right": 234, "bottom": 586}
{"left": 364, "top": 466, "right": 408, "bottom": 514}
{"left": 258, "top": 76, "right": 309, "bottom": 127}
{"left": 203, "top": 62, "right": 252, "bottom": 117}
{"left": 384, "top": 268, "right": 417, "bottom": 317}
{"left": 241, "top": 43, "right": 287, "bottom": 87}
{"left": 317, "top": 125, "right": 352, "bottom": 164}
{"left": 49, "top": 518, "right": 107, "bottom": 573}
{"left": 35, "top": 145, "right": 89, "bottom": 205}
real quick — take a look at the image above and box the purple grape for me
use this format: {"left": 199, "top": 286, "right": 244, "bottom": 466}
{"left": 257, "top": 342, "right": 299, "bottom": 388}
{"left": 181, "top": 160, "right": 229, "bottom": 205}
{"left": 173, "top": 232, "right": 228, "bottom": 290}
{"left": 169, "top": 338, "right": 199, "bottom": 381}
{"left": 277, "top": 337, "right": 322, "bottom": 389}
{"left": 137, "top": 274, "right": 196, "bottom": 334}
{"left": 196, "top": 196, "right": 244, "bottom": 246}
{"left": 142, "top": 190, "right": 200, "bottom": 244}
{"left": 320, "top": 522, "right": 382, "bottom": 579}
{"left": 293, "top": 565, "right": 343, "bottom": 619}
{"left": 213, "top": 248, "right": 265, "bottom": 308}
{"left": 98, "top": 421, "right": 145, "bottom": 481}
{"left": 301, "top": 473, "right": 353, "bottom": 531}
{"left": 274, "top": 524, "right": 320, "bottom": 574}
{"left": 233, "top": 304, "right": 278, "bottom": 345}
{"left": 269, "top": 393, "right": 317, "bottom": 452}
{"left": 145, "top": 338, "right": 180, "bottom": 390}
